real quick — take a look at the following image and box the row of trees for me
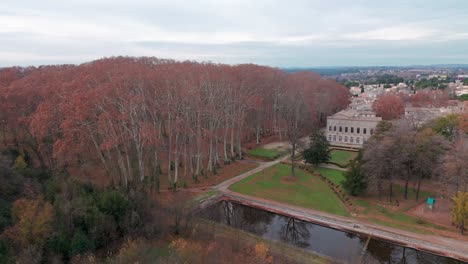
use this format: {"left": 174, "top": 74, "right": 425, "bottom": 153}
{"left": 342, "top": 115, "right": 468, "bottom": 232}
{"left": 0, "top": 57, "right": 349, "bottom": 190}
{"left": 348, "top": 115, "right": 467, "bottom": 200}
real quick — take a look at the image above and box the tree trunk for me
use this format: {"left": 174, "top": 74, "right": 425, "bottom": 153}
{"left": 415, "top": 178, "right": 422, "bottom": 202}
{"left": 223, "top": 121, "right": 229, "bottom": 162}
{"left": 404, "top": 171, "right": 409, "bottom": 200}
{"left": 125, "top": 152, "right": 133, "bottom": 187}
{"left": 230, "top": 120, "right": 235, "bottom": 158}
{"left": 196, "top": 112, "right": 201, "bottom": 175}
{"left": 290, "top": 142, "right": 296, "bottom": 177}
{"left": 389, "top": 182, "right": 393, "bottom": 202}
{"left": 207, "top": 131, "right": 213, "bottom": 173}
{"left": 115, "top": 147, "right": 128, "bottom": 188}
{"left": 167, "top": 119, "right": 173, "bottom": 188}
{"left": 154, "top": 149, "right": 160, "bottom": 192}
{"left": 237, "top": 123, "right": 242, "bottom": 159}
{"left": 174, "top": 133, "right": 179, "bottom": 191}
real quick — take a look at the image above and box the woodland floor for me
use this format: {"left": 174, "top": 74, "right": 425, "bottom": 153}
{"left": 160, "top": 160, "right": 259, "bottom": 190}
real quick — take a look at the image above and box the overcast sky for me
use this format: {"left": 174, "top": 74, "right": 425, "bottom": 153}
{"left": 2, "top": 0, "right": 468, "bottom": 67}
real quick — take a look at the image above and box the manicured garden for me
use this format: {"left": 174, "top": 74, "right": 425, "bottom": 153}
{"left": 229, "top": 163, "right": 349, "bottom": 216}
{"left": 328, "top": 149, "right": 357, "bottom": 167}
{"left": 246, "top": 147, "right": 285, "bottom": 160}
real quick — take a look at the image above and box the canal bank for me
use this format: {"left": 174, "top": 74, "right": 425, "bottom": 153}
{"left": 197, "top": 193, "right": 468, "bottom": 263}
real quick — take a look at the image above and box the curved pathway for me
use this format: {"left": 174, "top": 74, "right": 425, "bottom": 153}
{"left": 210, "top": 155, "right": 468, "bottom": 262}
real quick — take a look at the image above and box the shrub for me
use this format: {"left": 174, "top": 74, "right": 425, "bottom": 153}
{"left": 416, "top": 218, "right": 426, "bottom": 225}
{"left": 70, "top": 229, "right": 93, "bottom": 256}
{"left": 97, "top": 190, "right": 129, "bottom": 222}
{"left": 0, "top": 239, "right": 14, "bottom": 264}
{"left": 46, "top": 231, "right": 70, "bottom": 257}
{"left": 13, "top": 155, "right": 27, "bottom": 170}
{"left": 0, "top": 201, "right": 11, "bottom": 232}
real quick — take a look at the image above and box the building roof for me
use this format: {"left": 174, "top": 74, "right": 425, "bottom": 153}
{"left": 328, "top": 109, "right": 382, "bottom": 122}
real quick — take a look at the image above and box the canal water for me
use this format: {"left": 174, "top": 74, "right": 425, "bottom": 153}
{"left": 197, "top": 200, "right": 464, "bottom": 264}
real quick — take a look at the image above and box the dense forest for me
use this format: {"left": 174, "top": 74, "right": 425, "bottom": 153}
{"left": 0, "top": 57, "right": 349, "bottom": 190}
{"left": 0, "top": 57, "right": 349, "bottom": 262}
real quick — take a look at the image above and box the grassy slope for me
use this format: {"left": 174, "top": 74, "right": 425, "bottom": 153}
{"left": 329, "top": 150, "right": 357, "bottom": 166}
{"left": 314, "top": 167, "right": 346, "bottom": 186}
{"left": 246, "top": 147, "right": 282, "bottom": 160}
{"left": 229, "top": 164, "right": 349, "bottom": 216}
{"left": 314, "top": 167, "right": 448, "bottom": 233}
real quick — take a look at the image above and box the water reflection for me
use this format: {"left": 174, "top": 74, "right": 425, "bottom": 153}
{"left": 198, "top": 201, "right": 463, "bottom": 264}
{"left": 211, "top": 200, "right": 274, "bottom": 235}
{"left": 280, "top": 218, "right": 310, "bottom": 247}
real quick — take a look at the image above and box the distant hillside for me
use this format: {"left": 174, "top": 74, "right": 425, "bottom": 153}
{"left": 283, "top": 64, "right": 468, "bottom": 76}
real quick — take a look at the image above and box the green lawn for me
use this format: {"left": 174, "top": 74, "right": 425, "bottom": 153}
{"left": 329, "top": 150, "right": 357, "bottom": 167}
{"left": 229, "top": 164, "right": 349, "bottom": 216}
{"left": 246, "top": 147, "right": 283, "bottom": 160}
{"left": 355, "top": 197, "right": 448, "bottom": 233}
{"left": 313, "top": 167, "right": 346, "bottom": 186}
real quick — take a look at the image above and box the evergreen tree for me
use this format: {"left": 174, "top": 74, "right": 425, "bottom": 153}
{"left": 303, "top": 130, "right": 330, "bottom": 166}
{"left": 342, "top": 152, "right": 367, "bottom": 196}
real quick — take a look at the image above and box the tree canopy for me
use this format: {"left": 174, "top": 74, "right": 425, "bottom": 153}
{"left": 0, "top": 57, "right": 349, "bottom": 190}
{"left": 342, "top": 152, "right": 367, "bottom": 196}
{"left": 372, "top": 93, "right": 405, "bottom": 120}
{"left": 302, "top": 130, "right": 330, "bottom": 166}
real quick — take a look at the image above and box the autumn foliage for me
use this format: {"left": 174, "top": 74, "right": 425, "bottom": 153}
{"left": 0, "top": 57, "right": 349, "bottom": 190}
{"left": 451, "top": 192, "right": 468, "bottom": 234}
{"left": 372, "top": 93, "right": 405, "bottom": 120}
{"left": 411, "top": 90, "right": 449, "bottom": 108}
{"left": 3, "top": 198, "right": 53, "bottom": 248}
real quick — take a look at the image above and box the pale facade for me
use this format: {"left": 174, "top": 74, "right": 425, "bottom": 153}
{"left": 326, "top": 109, "right": 382, "bottom": 149}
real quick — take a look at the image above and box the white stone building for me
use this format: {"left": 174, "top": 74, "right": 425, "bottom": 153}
{"left": 326, "top": 109, "right": 382, "bottom": 149}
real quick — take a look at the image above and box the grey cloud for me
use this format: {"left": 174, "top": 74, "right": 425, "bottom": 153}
{"left": 1, "top": 0, "right": 468, "bottom": 67}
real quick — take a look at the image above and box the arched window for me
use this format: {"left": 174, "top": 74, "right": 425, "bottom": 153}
{"left": 363, "top": 128, "right": 367, "bottom": 134}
